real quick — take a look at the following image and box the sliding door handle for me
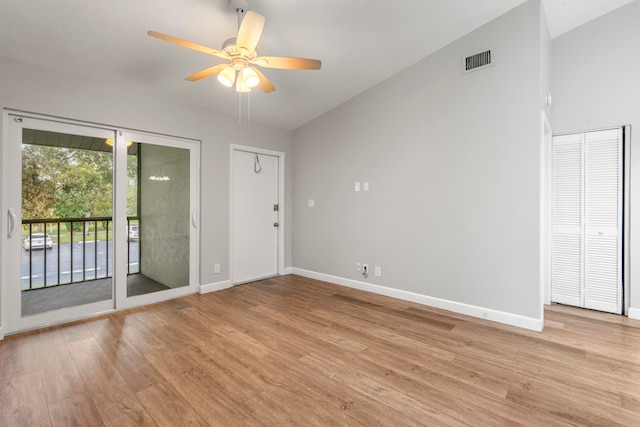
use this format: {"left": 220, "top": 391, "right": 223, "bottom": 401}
{"left": 7, "top": 209, "right": 16, "bottom": 238}
{"left": 191, "top": 210, "right": 197, "bottom": 228}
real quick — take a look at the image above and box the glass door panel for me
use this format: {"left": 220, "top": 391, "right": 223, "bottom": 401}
{"left": 5, "top": 114, "right": 116, "bottom": 332}
{"left": 118, "top": 132, "right": 198, "bottom": 307}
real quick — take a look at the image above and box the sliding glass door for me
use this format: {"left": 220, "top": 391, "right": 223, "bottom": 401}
{"left": 116, "top": 131, "right": 198, "bottom": 309}
{"left": 2, "top": 113, "right": 199, "bottom": 333}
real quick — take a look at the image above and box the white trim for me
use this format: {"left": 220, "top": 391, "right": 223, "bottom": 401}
{"left": 629, "top": 308, "right": 640, "bottom": 320}
{"left": 282, "top": 267, "right": 293, "bottom": 275}
{"left": 623, "top": 125, "right": 631, "bottom": 315}
{"left": 541, "top": 111, "right": 552, "bottom": 309}
{"left": 229, "top": 144, "right": 285, "bottom": 286}
{"left": 290, "top": 268, "right": 544, "bottom": 332}
{"left": 1, "top": 111, "right": 8, "bottom": 337}
{"left": 198, "top": 280, "right": 232, "bottom": 294}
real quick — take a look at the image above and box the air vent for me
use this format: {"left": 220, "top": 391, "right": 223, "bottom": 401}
{"left": 463, "top": 49, "right": 493, "bottom": 73}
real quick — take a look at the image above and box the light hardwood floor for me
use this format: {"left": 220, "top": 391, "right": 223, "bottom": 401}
{"left": 1, "top": 275, "right": 640, "bottom": 426}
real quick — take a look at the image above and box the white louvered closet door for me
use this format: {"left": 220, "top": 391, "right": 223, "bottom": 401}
{"left": 551, "top": 134, "right": 583, "bottom": 307}
{"left": 551, "top": 129, "right": 623, "bottom": 314}
{"left": 584, "top": 129, "right": 622, "bottom": 312}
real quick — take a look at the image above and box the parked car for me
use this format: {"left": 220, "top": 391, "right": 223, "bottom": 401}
{"left": 128, "top": 225, "right": 139, "bottom": 241}
{"left": 23, "top": 233, "right": 53, "bottom": 250}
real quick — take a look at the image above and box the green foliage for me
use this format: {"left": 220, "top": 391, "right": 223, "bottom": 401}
{"left": 22, "top": 144, "right": 137, "bottom": 220}
{"left": 127, "top": 154, "right": 138, "bottom": 216}
{"left": 22, "top": 146, "right": 57, "bottom": 219}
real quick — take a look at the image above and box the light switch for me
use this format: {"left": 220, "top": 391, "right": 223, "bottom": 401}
{"left": 355, "top": 182, "right": 361, "bottom": 192}
{"left": 308, "top": 199, "right": 315, "bottom": 208}
{"left": 364, "top": 182, "right": 369, "bottom": 191}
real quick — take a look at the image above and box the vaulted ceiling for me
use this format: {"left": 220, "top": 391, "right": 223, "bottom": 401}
{"left": 0, "top": 0, "right": 634, "bottom": 130}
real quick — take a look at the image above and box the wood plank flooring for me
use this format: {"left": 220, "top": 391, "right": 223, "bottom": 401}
{"left": 2, "top": 274, "right": 640, "bottom": 426}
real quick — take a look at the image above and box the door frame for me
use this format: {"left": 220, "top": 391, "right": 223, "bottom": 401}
{"left": 540, "top": 112, "right": 552, "bottom": 313}
{"left": 546, "top": 124, "right": 631, "bottom": 315}
{"left": 229, "top": 144, "right": 285, "bottom": 285}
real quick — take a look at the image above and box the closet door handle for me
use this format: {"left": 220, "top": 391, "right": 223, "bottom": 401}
{"left": 7, "top": 209, "right": 16, "bottom": 238}
{"left": 191, "top": 210, "right": 197, "bottom": 228}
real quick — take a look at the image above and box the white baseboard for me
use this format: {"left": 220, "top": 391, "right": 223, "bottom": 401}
{"left": 198, "top": 280, "right": 232, "bottom": 294}
{"left": 629, "top": 307, "right": 640, "bottom": 320}
{"left": 281, "top": 267, "right": 293, "bottom": 275}
{"left": 290, "top": 268, "right": 543, "bottom": 332}
{"left": 0, "top": 326, "right": 4, "bottom": 341}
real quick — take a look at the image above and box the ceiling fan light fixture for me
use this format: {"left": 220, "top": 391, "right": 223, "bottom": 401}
{"left": 105, "top": 138, "right": 133, "bottom": 147}
{"left": 236, "top": 76, "right": 252, "bottom": 93}
{"left": 217, "top": 66, "right": 236, "bottom": 87}
{"left": 242, "top": 67, "right": 260, "bottom": 88}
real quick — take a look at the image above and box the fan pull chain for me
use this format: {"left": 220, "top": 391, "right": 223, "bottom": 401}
{"left": 236, "top": 92, "right": 253, "bottom": 126}
{"left": 238, "top": 91, "right": 242, "bottom": 126}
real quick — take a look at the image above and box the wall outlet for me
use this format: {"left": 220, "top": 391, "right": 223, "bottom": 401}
{"left": 374, "top": 266, "right": 382, "bottom": 277}
{"left": 356, "top": 262, "right": 362, "bottom": 272}
{"left": 214, "top": 263, "right": 221, "bottom": 274}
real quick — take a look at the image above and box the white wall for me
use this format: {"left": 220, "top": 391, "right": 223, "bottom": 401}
{"left": 0, "top": 56, "right": 293, "bottom": 332}
{"left": 292, "top": 0, "right": 545, "bottom": 329}
{"left": 551, "top": 0, "right": 640, "bottom": 318}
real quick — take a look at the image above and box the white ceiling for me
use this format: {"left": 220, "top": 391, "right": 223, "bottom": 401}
{"left": 0, "top": 0, "right": 634, "bottom": 130}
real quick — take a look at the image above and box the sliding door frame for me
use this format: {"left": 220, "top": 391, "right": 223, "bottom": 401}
{"left": 1, "top": 111, "right": 200, "bottom": 335}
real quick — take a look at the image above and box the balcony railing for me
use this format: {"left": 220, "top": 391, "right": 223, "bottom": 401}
{"left": 22, "top": 217, "right": 139, "bottom": 291}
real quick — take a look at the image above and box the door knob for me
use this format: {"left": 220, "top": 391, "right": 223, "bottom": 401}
{"left": 274, "top": 222, "right": 279, "bottom": 227}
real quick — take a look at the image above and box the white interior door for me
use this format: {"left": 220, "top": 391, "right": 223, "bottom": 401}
{"left": 584, "top": 129, "right": 622, "bottom": 313}
{"left": 551, "top": 128, "right": 623, "bottom": 314}
{"left": 551, "top": 133, "right": 583, "bottom": 307}
{"left": 232, "top": 148, "right": 280, "bottom": 285}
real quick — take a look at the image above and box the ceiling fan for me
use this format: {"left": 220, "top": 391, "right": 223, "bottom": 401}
{"left": 148, "top": 0, "right": 321, "bottom": 93}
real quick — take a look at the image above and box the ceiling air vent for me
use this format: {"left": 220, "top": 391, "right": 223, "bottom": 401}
{"left": 463, "top": 49, "right": 493, "bottom": 73}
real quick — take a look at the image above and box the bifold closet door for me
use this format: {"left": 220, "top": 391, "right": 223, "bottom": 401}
{"left": 551, "top": 133, "right": 583, "bottom": 307}
{"left": 551, "top": 129, "right": 622, "bottom": 314}
{"left": 584, "top": 129, "right": 622, "bottom": 313}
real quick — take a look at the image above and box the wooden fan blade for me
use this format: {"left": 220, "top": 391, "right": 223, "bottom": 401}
{"left": 185, "top": 64, "right": 229, "bottom": 82}
{"left": 252, "top": 56, "right": 321, "bottom": 70}
{"left": 252, "top": 68, "right": 275, "bottom": 93}
{"left": 147, "top": 30, "right": 229, "bottom": 61}
{"left": 236, "top": 10, "right": 265, "bottom": 53}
